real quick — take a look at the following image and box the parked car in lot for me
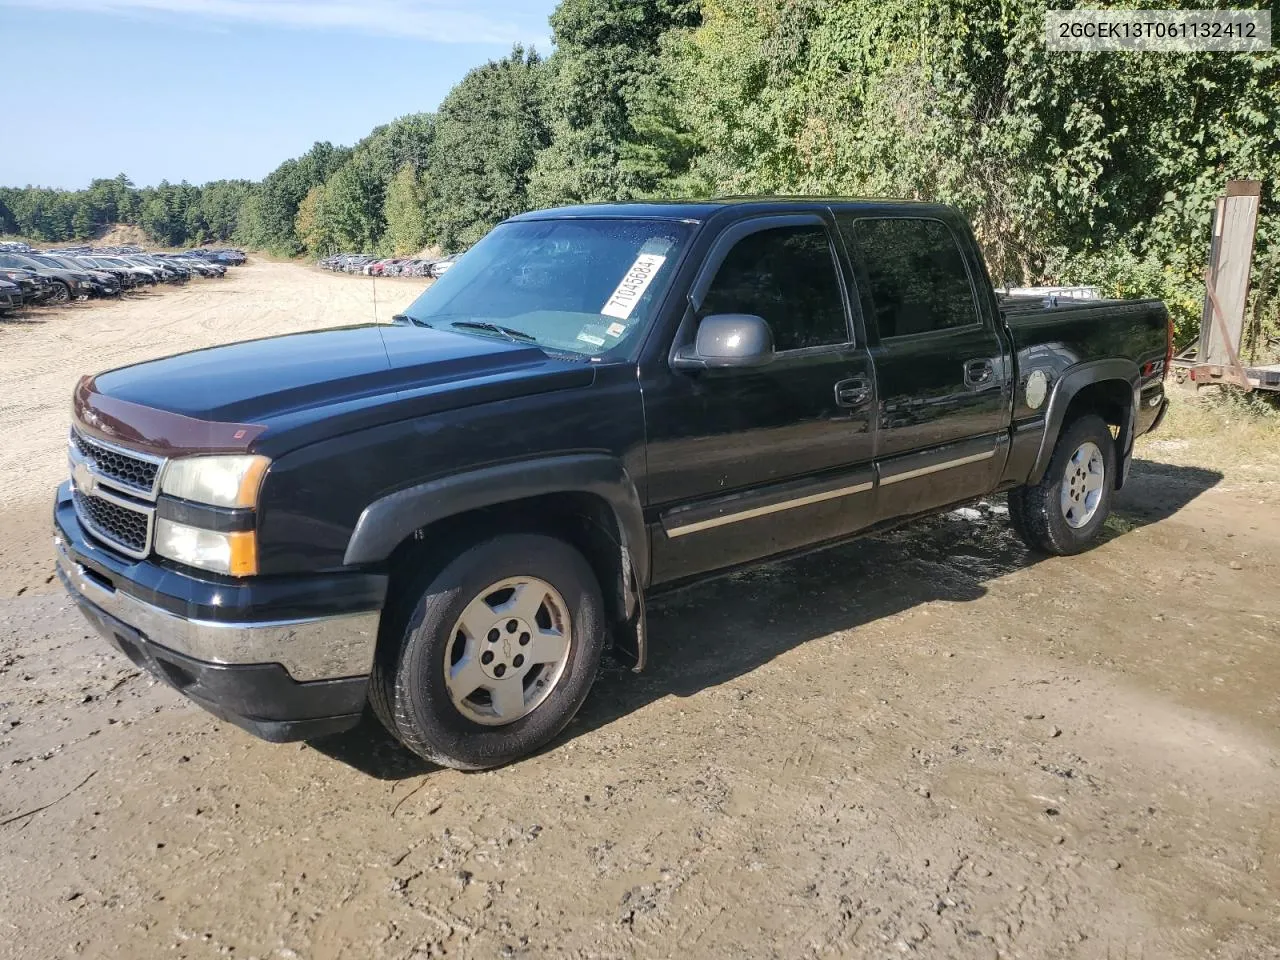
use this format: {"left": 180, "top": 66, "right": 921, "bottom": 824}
{"left": 28, "top": 254, "right": 121, "bottom": 298}
{"left": 0, "top": 278, "right": 20, "bottom": 313}
{"left": 166, "top": 255, "right": 224, "bottom": 278}
{"left": 0, "top": 252, "right": 96, "bottom": 303}
{"left": 70, "top": 255, "right": 146, "bottom": 290}
{"left": 89, "top": 255, "right": 160, "bottom": 286}
{"left": 127, "top": 254, "right": 187, "bottom": 283}
{"left": 429, "top": 254, "right": 459, "bottom": 277}
{"left": 0, "top": 267, "right": 49, "bottom": 304}
{"left": 54, "top": 198, "right": 1170, "bottom": 770}
{"left": 186, "top": 247, "right": 246, "bottom": 266}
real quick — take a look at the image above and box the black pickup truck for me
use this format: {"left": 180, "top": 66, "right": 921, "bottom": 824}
{"left": 54, "top": 199, "right": 1170, "bottom": 769}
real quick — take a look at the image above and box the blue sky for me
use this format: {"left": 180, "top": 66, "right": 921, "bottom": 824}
{"left": 0, "top": 0, "right": 557, "bottom": 189}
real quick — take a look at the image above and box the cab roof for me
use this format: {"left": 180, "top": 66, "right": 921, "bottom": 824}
{"left": 508, "top": 197, "right": 959, "bottom": 224}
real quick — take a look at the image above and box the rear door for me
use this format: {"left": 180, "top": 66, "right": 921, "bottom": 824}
{"left": 644, "top": 214, "right": 877, "bottom": 584}
{"left": 836, "top": 213, "right": 1010, "bottom": 519}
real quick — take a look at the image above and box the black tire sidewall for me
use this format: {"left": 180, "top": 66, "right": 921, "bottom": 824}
{"left": 1043, "top": 415, "right": 1116, "bottom": 552}
{"left": 392, "top": 534, "right": 605, "bottom": 769}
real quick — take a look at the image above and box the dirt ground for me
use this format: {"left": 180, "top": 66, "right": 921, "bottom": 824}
{"left": 2, "top": 262, "right": 1279, "bottom": 959}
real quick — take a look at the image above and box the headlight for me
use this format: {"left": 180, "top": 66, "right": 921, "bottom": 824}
{"left": 154, "top": 519, "right": 257, "bottom": 576}
{"left": 160, "top": 454, "right": 269, "bottom": 508}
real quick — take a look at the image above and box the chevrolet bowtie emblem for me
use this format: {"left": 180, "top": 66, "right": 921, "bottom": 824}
{"left": 72, "top": 460, "right": 97, "bottom": 496}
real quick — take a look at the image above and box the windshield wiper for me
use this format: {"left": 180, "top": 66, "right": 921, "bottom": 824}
{"left": 449, "top": 320, "right": 537, "bottom": 343}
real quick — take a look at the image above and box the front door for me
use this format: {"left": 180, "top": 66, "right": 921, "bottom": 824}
{"left": 838, "top": 213, "right": 1010, "bottom": 519}
{"left": 643, "top": 216, "right": 877, "bottom": 584}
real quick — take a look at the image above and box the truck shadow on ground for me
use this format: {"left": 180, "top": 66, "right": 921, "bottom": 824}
{"left": 311, "top": 459, "right": 1221, "bottom": 780}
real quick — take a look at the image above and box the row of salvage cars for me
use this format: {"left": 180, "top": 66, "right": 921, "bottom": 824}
{"left": 0, "top": 241, "right": 245, "bottom": 315}
{"left": 318, "top": 252, "right": 459, "bottom": 278}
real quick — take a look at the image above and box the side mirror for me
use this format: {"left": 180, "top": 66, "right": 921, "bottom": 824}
{"left": 671, "top": 314, "right": 775, "bottom": 371}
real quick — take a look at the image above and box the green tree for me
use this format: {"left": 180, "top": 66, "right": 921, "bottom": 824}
{"left": 242, "top": 142, "right": 351, "bottom": 253}
{"left": 426, "top": 47, "right": 550, "bottom": 251}
{"left": 529, "top": 0, "right": 699, "bottom": 206}
{"left": 383, "top": 163, "right": 430, "bottom": 254}
{"left": 294, "top": 184, "right": 334, "bottom": 255}
{"left": 665, "top": 0, "right": 1278, "bottom": 340}
{"left": 320, "top": 159, "right": 385, "bottom": 252}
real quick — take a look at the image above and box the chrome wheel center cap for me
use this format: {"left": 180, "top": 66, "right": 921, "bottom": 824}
{"left": 479, "top": 616, "right": 533, "bottom": 680}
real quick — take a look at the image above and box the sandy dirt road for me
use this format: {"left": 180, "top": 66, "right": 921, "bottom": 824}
{"left": 2, "top": 262, "right": 1279, "bottom": 959}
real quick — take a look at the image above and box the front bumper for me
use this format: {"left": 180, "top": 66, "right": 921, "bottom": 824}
{"left": 54, "top": 486, "right": 385, "bottom": 742}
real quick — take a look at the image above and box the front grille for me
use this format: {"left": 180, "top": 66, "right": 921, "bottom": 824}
{"left": 71, "top": 431, "right": 162, "bottom": 496}
{"left": 69, "top": 429, "right": 165, "bottom": 559}
{"left": 74, "top": 490, "right": 151, "bottom": 557}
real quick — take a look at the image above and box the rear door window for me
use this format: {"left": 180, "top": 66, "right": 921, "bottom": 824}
{"left": 843, "top": 217, "right": 979, "bottom": 339}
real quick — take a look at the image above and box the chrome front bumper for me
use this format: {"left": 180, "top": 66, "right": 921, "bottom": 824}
{"left": 55, "top": 537, "right": 380, "bottom": 682}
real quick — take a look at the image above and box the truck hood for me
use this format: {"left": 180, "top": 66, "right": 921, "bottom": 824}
{"left": 89, "top": 323, "right": 589, "bottom": 428}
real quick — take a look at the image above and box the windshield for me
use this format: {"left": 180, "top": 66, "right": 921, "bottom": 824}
{"left": 399, "top": 218, "right": 693, "bottom": 358}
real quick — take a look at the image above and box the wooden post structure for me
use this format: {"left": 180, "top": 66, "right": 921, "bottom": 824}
{"left": 1192, "top": 180, "right": 1262, "bottom": 391}
{"left": 1199, "top": 180, "right": 1261, "bottom": 366}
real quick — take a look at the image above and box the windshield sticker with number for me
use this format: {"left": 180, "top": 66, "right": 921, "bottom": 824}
{"left": 601, "top": 254, "right": 667, "bottom": 320}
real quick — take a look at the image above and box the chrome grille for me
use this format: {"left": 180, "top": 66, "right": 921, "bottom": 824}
{"left": 74, "top": 490, "right": 151, "bottom": 558}
{"left": 68, "top": 429, "right": 166, "bottom": 559}
{"left": 71, "top": 430, "right": 162, "bottom": 497}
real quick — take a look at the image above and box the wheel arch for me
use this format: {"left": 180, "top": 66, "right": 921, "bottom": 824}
{"left": 1029, "top": 359, "right": 1138, "bottom": 489}
{"left": 345, "top": 455, "right": 649, "bottom": 672}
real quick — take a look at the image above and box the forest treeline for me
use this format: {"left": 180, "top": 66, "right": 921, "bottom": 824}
{"left": 1, "top": 0, "right": 1276, "bottom": 340}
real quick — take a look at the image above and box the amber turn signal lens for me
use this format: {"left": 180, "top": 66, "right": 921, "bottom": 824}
{"left": 225, "top": 531, "right": 258, "bottom": 577}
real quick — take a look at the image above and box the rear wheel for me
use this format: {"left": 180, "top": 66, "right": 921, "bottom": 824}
{"left": 1008, "top": 414, "right": 1116, "bottom": 555}
{"left": 371, "top": 533, "right": 606, "bottom": 769}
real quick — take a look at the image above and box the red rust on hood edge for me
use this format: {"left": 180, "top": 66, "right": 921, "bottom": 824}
{"left": 72, "top": 375, "right": 267, "bottom": 456}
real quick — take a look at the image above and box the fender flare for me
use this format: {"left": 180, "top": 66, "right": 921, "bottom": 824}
{"left": 344, "top": 454, "right": 650, "bottom": 672}
{"left": 1029, "top": 358, "right": 1140, "bottom": 486}
{"left": 343, "top": 453, "right": 649, "bottom": 589}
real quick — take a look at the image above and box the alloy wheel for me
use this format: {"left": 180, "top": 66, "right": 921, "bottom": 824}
{"left": 443, "top": 577, "right": 572, "bottom": 726}
{"left": 1059, "top": 440, "right": 1105, "bottom": 528}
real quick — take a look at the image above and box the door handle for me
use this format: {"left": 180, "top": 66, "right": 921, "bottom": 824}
{"left": 834, "top": 376, "right": 871, "bottom": 408}
{"left": 964, "top": 359, "right": 994, "bottom": 387}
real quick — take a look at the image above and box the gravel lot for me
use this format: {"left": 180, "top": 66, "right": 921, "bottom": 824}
{"left": 2, "top": 262, "right": 1278, "bottom": 959}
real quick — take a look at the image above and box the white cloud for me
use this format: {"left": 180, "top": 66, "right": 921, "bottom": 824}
{"left": 0, "top": 0, "right": 546, "bottom": 45}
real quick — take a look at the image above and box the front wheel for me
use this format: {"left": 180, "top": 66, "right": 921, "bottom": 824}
{"left": 48, "top": 280, "right": 71, "bottom": 304}
{"left": 1008, "top": 414, "right": 1116, "bottom": 556}
{"left": 370, "top": 534, "right": 606, "bottom": 770}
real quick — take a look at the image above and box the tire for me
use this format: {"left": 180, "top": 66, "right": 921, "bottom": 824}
{"left": 1007, "top": 414, "right": 1116, "bottom": 556}
{"left": 1006, "top": 486, "right": 1031, "bottom": 543}
{"left": 371, "top": 533, "right": 606, "bottom": 770}
{"left": 48, "top": 280, "right": 71, "bottom": 304}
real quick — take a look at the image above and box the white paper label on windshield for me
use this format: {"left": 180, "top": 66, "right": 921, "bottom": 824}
{"left": 601, "top": 254, "right": 667, "bottom": 320}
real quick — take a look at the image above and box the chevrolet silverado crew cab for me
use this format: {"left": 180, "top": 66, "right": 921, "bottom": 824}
{"left": 55, "top": 199, "right": 1171, "bottom": 769}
